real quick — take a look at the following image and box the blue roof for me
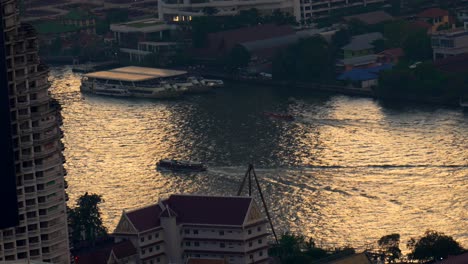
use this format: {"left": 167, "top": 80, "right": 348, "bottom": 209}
{"left": 337, "top": 63, "right": 393, "bottom": 81}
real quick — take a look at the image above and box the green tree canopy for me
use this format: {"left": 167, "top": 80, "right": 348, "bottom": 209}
{"left": 403, "top": 30, "right": 433, "bottom": 61}
{"left": 378, "top": 233, "right": 402, "bottom": 263}
{"left": 273, "top": 36, "right": 333, "bottom": 82}
{"left": 69, "top": 193, "right": 107, "bottom": 248}
{"left": 226, "top": 44, "right": 251, "bottom": 71}
{"left": 407, "top": 230, "right": 464, "bottom": 262}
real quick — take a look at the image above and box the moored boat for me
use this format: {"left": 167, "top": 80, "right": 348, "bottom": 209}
{"left": 157, "top": 159, "right": 207, "bottom": 172}
{"left": 80, "top": 66, "right": 188, "bottom": 99}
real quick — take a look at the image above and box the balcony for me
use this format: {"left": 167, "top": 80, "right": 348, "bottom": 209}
{"left": 30, "top": 95, "right": 50, "bottom": 106}
{"left": 34, "top": 145, "right": 59, "bottom": 159}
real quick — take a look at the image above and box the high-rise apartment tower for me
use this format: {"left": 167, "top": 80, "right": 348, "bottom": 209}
{"left": 0, "top": 0, "right": 70, "bottom": 263}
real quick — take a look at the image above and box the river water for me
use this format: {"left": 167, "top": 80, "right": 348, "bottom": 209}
{"left": 50, "top": 67, "right": 467, "bottom": 250}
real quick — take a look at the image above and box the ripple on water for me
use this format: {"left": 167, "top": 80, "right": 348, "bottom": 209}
{"left": 51, "top": 67, "right": 468, "bottom": 250}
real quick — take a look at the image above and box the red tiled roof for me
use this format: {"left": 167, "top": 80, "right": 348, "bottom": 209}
{"left": 417, "top": 8, "right": 449, "bottom": 18}
{"left": 112, "top": 240, "right": 137, "bottom": 259}
{"left": 76, "top": 244, "right": 114, "bottom": 264}
{"left": 410, "top": 20, "right": 432, "bottom": 30}
{"left": 187, "top": 259, "right": 227, "bottom": 264}
{"left": 165, "top": 195, "right": 252, "bottom": 226}
{"left": 125, "top": 195, "right": 253, "bottom": 232}
{"left": 196, "top": 24, "right": 295, "bottom": 58}
{"left": 379, "top": 48, "right": 404, "bottom": 57}
{"left": 126, "top": 204, "right": 162, "bottom": 232}
{"left": 436, "top": 252, "right": 468, "bottom": 264}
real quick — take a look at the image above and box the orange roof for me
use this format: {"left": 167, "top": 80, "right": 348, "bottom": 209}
{"left": 417, "top": 8, "right": 449, "bottom": 18}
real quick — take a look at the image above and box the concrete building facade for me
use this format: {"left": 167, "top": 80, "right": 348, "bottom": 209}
{"left": 0, "top": 0, "right": 70, "bottom": 263}
{"left": 432, "top": 23, "right": 468, "bottom": 60}
{"left": 111, "top": 195, "right": 270, "bottom": 264}
{"left": 297, "top": 0, "right": 387, "bottom": 22}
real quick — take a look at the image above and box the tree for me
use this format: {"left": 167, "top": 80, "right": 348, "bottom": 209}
{"left": 226, "top": 45, "right": 251, "bottom": 71}
{"left": 273, "top": 36, "right": 333, "bottom": 83}
{"left": 378, "top": 233, "right": 402, "bottom": 263}
{"left": 69, "top": 193, "right": 107, "bottom": 248}
{"left": 403, "top": 30, "right": 432, "bottom": 61}
{"left": 407, "top": 230, "right": 464, "bottom": 262}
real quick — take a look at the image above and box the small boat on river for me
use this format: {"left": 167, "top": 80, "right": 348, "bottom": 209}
{"left": 263, "top": 112, "right": 295, "bottom": 121}
{"left": 157, "top": 159, "right": 208, "bottom": 172}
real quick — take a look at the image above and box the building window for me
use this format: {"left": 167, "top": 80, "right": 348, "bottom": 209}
{"left": 250, "top": 254, "right": 253, "bottom": 259}
{"left": 193, "top": 229, "right": 198, "bottom": 234}
{"left": 185, "top": 229, "right": 190, "bottom": 234}
{"left": 220, "top": 243, "right": 225, "bottom": 248}
{"left": 219, "top": 230, "right": 224, "bottom": 236}
{"left": 258, "top": 239, "right": 262, "bottom": 244}
{"left": 155, "top": 232, "right": 159, "bottom": 238}
{"left": 249, "top": 242, "right": 252, "bottom": 247}
{"left": 257, "top": 226, "right": 261, "bottom": 232}
{"left": 149, "top": 247, "right": 153, "bottom": 253}
{"left": 259, "top": 251, "right": 263, "bottom": 257}
{"left": 185, "top": 241, "right": 191, "bottom": 246}
{"left": 194, "top": 242, "right": 200, "bottom": 247}
{"left": 156, "top": 245, "right": 160, "bottom": 250}
{"left": 141, "top": 237, "right": 145, "bottom": 243}
{"left": 248, "top": 229, "right": 252, "bottom": 235}
{"left": 142, "top": 249, "right": 145, "bottom": 255}
{"left": 156, "top": 258, "right": 160, "bottom": 263}
{"left": 148, "top": 235, "right": 152, "bottom": 240}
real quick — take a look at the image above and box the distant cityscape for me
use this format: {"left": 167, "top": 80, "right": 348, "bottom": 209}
{"left": 1, "top": 0, "right": 467, "bottom": 263}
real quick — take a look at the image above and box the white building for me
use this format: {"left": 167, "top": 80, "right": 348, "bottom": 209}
{"left": 298, "top": 0, "right": 387, "bottom": 22}
{"left": 111, "top": 195, "right": 270, "bottom": 264}
{"left": 157, "top": 0, "right": 295, "bottom": 23}
{"left": 432, "top": 23, "right": 468, "bottom": 60}
{"left": 0, "top": 0, "right": 70, "bottom": 263}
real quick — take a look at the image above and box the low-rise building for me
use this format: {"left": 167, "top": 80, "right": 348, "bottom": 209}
{"left": 297, "top": 0, "right": 387, "bottom": 22}
{"left": 431, "top": 23, "right": 468, "bottom": 60}
{"left": 343, "top": 10, "right": 394, "bottom": 25}
{"left": 341, "top": 32, "right": 383, "bottom": 59}
{"left": 158, "top": 0, "right": 294, "bottom": 23}
{"left": 62, "top": 9, "right": 96, "bottom": 35}
{"left": 337, "top": 63, "right": 393, "bottom": 90}
{"left": 416, "top": 8, "right": 452, "bottom": 33}
{"left": 110, "top": 18, "right": 177, "bottom": 48}
{"left": 112, "top": 194, "right": 270, "bottom": 264}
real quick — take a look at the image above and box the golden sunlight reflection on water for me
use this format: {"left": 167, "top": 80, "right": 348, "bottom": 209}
{"left": 50, "top": 67, "right": 467, "bottom": 250}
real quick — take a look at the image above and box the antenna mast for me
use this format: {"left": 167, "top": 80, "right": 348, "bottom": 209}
{"left": 237, "top": 164, "right": 278, "bottom": 244}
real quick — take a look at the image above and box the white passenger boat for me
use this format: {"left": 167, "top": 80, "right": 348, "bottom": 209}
{"left": 80, "top": 66, "right": 188, "bottom": 99}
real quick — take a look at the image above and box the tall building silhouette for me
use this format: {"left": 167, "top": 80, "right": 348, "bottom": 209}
{"left": 0, "top": 0, "right": 70, "bottom": 262}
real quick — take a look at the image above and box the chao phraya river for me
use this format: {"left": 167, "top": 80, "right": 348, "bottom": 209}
{"left": 50, "top": 67, "right": 467, "bottom": 249}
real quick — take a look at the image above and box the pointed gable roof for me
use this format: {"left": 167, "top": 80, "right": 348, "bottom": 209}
{"left": 111, "top": 240, "right": 137, "bottom": 260}
{"left": 122, "top": 195, "right": 255, "bottom": 233}
{"left": 125, "top": 204, "right": 163, "bottom": 232}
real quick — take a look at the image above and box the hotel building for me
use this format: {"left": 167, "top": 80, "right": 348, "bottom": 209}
{"left": 158, "top": 0, "right": 387, "bottom": 23}
{"left": 0, "top": 0, "right": 70, "bottom": 263}
{"left": 111, "top": 195, "right": 270, "bottom": 264}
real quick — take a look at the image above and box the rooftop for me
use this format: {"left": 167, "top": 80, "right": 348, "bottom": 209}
{"left": 344, "top": 11, "right": 394, "bottom": 25}
{"left": 338, "top": 64, "right": 393, "bottom": 81}
{"left": 111, "top": 240, "right": 137, "bottom": 260}
{"left": 84, "top": 66, "right": 187, "bottom": 81}
{"left": 124, "top": 195, "right": 255, "bottom": 232}
{"left": 417, "top": 8, "right": 449, "bottom": 18}
{"left": 111, "top": 18, "right": 173, "bottom": 33}
{"left": 341, "top": 32, "right": 383, "bottom": 51}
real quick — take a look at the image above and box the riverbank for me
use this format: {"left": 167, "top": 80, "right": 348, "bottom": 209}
{"left": 200, "top": 70, "right": 462, "bottom": 107}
